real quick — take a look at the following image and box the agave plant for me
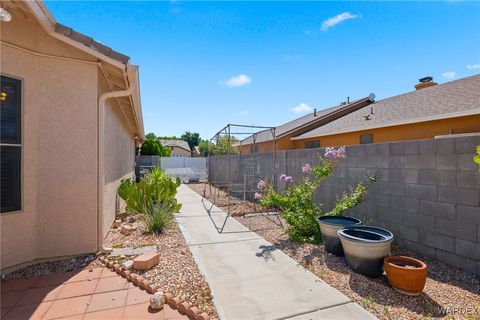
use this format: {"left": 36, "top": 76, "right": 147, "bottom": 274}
{"left": 118, "top": 167, "right": 182, "bottom": 233}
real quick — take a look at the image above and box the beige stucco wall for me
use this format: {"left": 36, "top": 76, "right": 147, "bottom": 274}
{"left": 100, "top": 75, "right": 136, "bottom": 238}
{"left": 0, "top": 11, "right": 99, "bottom": 270}
{"left": 171, "top": 147, "right": 191, "bottom": 157}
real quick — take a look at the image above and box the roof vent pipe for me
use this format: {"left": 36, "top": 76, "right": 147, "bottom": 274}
{"left": 314, "top": 108, "right": 317, "bottom": 116}
{"left": 347, "top": 97, "right": 350, "bottom": 104}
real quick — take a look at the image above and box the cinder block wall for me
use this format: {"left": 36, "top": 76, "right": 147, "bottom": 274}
{"left": 208, "top": 135, "right": 480, "bottom": 276}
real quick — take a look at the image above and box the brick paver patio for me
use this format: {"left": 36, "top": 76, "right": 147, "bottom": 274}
{"left": 0, "top": 267, "right": 187, "bottom": 320}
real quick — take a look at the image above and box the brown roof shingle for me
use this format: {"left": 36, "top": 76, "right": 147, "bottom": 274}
{"left": 294, "top": 74, "right": 480, "bottom": 140}
{"left": 241, "top": 97, "right": 373, "bottom": 145}
{"left": 55, "top": 23, "right": 130, "bottom": 64}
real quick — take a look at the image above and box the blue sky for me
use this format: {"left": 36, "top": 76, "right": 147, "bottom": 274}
{"left": 45, "top": 1, "right": 480, "bottom": 140}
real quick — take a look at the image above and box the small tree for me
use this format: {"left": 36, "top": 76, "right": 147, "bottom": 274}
{"left": 181, "top": 131, "right": 201, "bottom": 150}
{"left": 140, "top": 137, "right": 169, "bottom": 157}
{"left": 256, "top": 146, "right": 373, "bottom": 243}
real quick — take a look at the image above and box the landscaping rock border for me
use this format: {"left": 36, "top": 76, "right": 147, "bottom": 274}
{"left": 99, "top": 255, "right": 210, "bottom": 320}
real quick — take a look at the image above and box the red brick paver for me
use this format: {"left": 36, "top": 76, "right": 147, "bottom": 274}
{"left": 0, "top": 267, "right": 188, "bottom": 320}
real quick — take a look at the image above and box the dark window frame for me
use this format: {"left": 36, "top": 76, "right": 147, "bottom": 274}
{"left": 304, "top": 141, "right": 320, "bottom": 149}
{"left": 360, "top": 134, "right": 373, "bottom": 144}
{"left": 1, "top": 74, "right": 22, "bottom": 214}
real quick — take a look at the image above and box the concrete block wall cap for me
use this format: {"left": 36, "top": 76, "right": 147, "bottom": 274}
{"left": 187, "top": 306, "right": 199, "bottom": 319}
{"left": 168, "top": 296, "right": 181, "bottom": 309}
{"left": 178, "top": 301, "right": 191, "bottom": 315}
{"left": 197, "top": 312, "right": 210, "bottom": 320}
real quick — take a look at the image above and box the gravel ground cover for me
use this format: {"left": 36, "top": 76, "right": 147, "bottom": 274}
{"left": 188, "top": 184, "right": 480, "bottom": 320}
{"left": 4, "top": 212, "right": 218, "bottom": 319}
{"left": 3, "top": 254, "right": 102, "bottom": 281}
{"left": 104, "top": 213, "right": 218, "bottom": 319}
{"left": 188, "top": 182, "right": 267, "bottom": 216}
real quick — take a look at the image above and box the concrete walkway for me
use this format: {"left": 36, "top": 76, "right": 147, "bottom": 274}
{"left": 175, "top": 185, "right": 377, "bottom": 320}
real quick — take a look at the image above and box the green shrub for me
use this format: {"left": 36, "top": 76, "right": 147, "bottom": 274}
{"left": 475, "top": 145, "right": 480, "bottom": 169}
{"left": 257, "top": 146, "right": 373, "bottom": 244}
{"left": 140, "top": 137, "right": 170, "bottom": 157}
{"left": 118, "top": 167, "right": 181, "bottom": 234}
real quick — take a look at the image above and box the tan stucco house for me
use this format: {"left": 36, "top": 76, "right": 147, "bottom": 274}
{"left": 0, "top": 1, "right": 144, "bottom": 271}
{"left": 160, "top": 139, "right": 192, "bottom": 157}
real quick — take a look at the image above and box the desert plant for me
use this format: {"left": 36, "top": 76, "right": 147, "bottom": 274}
{"left": 475, "top": 145, "right": 480, "bottom": 169}
{"left": 118, "top": 167, "right": 181, "bottom": 234}
{"left": 256, "top": 146, "right": 373, "bottom": 243}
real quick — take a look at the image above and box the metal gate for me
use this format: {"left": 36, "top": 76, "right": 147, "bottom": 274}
{"left": 135, "top": 156, "right": 207, "bottom": 182}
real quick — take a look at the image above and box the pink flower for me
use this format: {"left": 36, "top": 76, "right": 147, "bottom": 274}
{"left": 324, "top": 146, "right": 347, "bottom": 159}
{"left": 285, "top": 176, "right": 293, "bottom": 183}
{"left": 302, "top": 163, "right": 312, "bottom": 173}
{"left": 254, "top": 192, "right": 262, "bottom": 200}
{"left": 337, "top": 146, "right": 346, "bottom": 158}
{"left": 257, "top": 180, "right": 267, "bottom": 190}
{"left": 280, "top": 174, "right": 287, "bottom": 182}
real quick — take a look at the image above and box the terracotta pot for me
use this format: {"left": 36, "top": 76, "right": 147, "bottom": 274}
{"left": 384, "top": 256, "right": 427, "bottom": 296}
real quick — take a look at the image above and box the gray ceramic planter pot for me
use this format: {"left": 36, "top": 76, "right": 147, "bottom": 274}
{"left": 337, "top": 226, "right": 394, "bottom": 278}
{"left": 317, "top": 216, "right": 361, "bottom": 256}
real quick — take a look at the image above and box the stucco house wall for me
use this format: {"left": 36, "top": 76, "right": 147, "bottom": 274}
{"left": 171, "top": 147, "right": 192, "bottom": 157}
{"left": 293, "top": 115, "right": 480, "bottom": 149}
{"left": 101, "top": 74, "right": 136, "bottom": 238}
{"left": 0, "top": 6, "right": 140, "bottom": 271}
{"left": 0, "top": 10, "right": 99, "bottom": 270}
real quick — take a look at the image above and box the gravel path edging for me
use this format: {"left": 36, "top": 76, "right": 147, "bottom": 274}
{"left": 99, "top": 255, "right": 210, "bottom": 320}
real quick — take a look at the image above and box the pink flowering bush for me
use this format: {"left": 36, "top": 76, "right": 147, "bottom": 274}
{"left": 256, "top": 146, "right": 370, "bottom": 243}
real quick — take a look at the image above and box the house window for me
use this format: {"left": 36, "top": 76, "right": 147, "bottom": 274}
{"left": 1, "top": 75, "right": 22, "bottom": 213}
{"left": 304, "top": 141, "right": 320, "bottom": 149}
{"left": 360, "top": 134, "right": 373, "bottom": 144}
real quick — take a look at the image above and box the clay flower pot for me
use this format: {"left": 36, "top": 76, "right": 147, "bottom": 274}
{"left": 384, "top": 256, "right": 427, "bottom": 296}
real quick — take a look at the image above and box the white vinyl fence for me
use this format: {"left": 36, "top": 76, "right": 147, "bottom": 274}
{"left": 135, "top": 156, "right": 207, "bottom": 182}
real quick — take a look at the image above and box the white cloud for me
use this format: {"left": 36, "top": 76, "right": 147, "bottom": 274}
{"left": 442, "top": 71, "right": 456, "bottom": 79}
{"left": 236, "top": 110, "right": 250, "bottom": 116}
{"left": 321, "top": 12, "right": 359, "bottom": 31}
{"left": 291, "top": 102, "right": 313, "bottom": 114}
{"left": 285, "top": 55, "right": 303, "bottom": 60}
{"left": 467, "top": 64, "right": 480, "bottom": 70}
{"left": 220, "top": 74, "right": 251, "bottom": 88}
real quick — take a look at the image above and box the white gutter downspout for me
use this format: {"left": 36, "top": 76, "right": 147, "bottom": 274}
{"left": 97, "top": 66, "right": 137, "bottom": 252}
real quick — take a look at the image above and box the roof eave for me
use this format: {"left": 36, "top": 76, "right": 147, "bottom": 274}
{"left": 24, "top": 1, "right": 128, "bottom": 70}
{"left": 25, "top": 0, "right": 145, "bottom": 141}
{"left": 292, "top": 108, "right": 480, "bottom": 140}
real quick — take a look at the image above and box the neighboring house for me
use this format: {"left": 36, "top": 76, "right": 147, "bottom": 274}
{"left": 193, "top": 146, "right": 201, "bottom": 157}
{"left": 238, "top": 96, "right": 375, "bottom": 154}
{"left": 293, "top": 75, "right": 480, "bottom": 147}
{"left": 161, "top": 139, "right": 192, "bottom": 157}
{"left": 0, "top": 1, "right": 144, "bottom": 271}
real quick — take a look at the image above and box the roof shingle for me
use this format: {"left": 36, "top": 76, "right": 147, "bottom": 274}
{"left": 55, "top": 23, "right": 130, "bottom": 64}
{"left": 294, "top": 75, "right": 480, "bottom": 140}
